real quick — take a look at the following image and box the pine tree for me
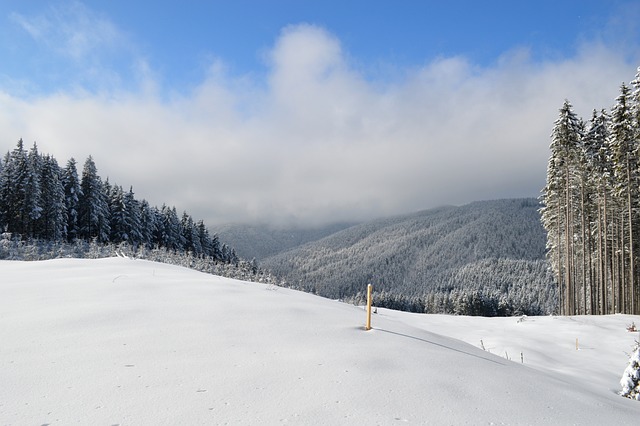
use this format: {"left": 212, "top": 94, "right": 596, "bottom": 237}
{"left": 181, "top": 212, "right": 202, "bottom": 255}
{"left": 1, "top": 140, "right": 32, "bottom": 236}
{"left": 78, "top": 156, "right": 110, "bottom": 242}
{"left": 108, "top": 184, "right": 127, "bottom": 243}
{"left": 138, "top": 199, "right": 156, "bottom": 248}
{"left": 541, "top": 100, "right": 583, "bottom": 315}
{"left": 584, "top": 109, "right": 613, "bottom": 314}
{"left": 3, "top": 141, "right": 27, "bottom": 235}
{"left": 62, "top": 158, "right": 82, "bottom": 241}
{"left": 37, "top": 155, "right": 67, "bottom": 241}
{"left": 22, "top": 142, "right": 43, "bottom": 238}
{"left": 0, "top": 151, "right": 11, "bottom": 232}
{"left": 196, "top": 220, "right": 212, "bottom": 256}
{"left": 161, "top": 205, "right": 183, "bottom": 251}
{"left": 210, "top": 233, "right": 222, "bottom": 260}
{"left": 124, "top": 187, "right": 142, "bottom": 246}
{"left": 609, "top": 83, "right": 638, "bottom": 313}
{"left": 620, "top": 340, "right": 640, "bottom": 400}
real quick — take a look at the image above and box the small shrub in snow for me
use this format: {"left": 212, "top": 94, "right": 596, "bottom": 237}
{"left": 620, "top": 341, "right": 640, "bottom": 400}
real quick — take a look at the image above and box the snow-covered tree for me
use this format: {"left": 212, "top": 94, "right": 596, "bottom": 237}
{"left": 62, "top": 158, "right": 82, "bottom": 241}
{"left": 23, "top": 142, "right": 43, "bottom": 237}
{"left": 0, "top": 140, "right": 33, "bottom": 237}
{"left": 620, "top": 341, "right": 640, "bottom": 400}
{"left": 0, "top": 151, "right": 11, "bottom": 231}
{"left": 541, "top": 100, "right": 583, "bottom": 315}
{"left": 540, "top": 68, "right": 640, "bottom": 315}
{"left": 37, "top": 154, "right": 67, "bottom": 241}
{"left": 584, "top": 109, "right": 613, "bottom": 314}
{"left": 108, "top": 184, "right": 127, "bottom": 243}
{"left": 78, "top": 156, "right": 110, "bottom": 242}
{"left": 161, "top": 205, "right": 183, "bottom": 251}
{"left": 124, "top": 187, "right": 142, "bottom": 246}
{"left": 138, "top": 199, "right": 157, "bottom": 248}
{"left": 609, "top": 83, "right": 638, "bottom": 314}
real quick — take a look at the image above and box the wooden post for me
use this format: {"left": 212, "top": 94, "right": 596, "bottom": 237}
{"left": 366, "top": 284, "right": 373, "bottom": 330}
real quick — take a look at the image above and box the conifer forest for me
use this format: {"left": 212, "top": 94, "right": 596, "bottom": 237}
{"left": 541, "top": 67, "right": 640, "bottom": 315}
{"left": 0, "top": 141, "right": 271, "bottom": 283}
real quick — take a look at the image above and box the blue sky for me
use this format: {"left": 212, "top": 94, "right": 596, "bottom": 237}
{"left": 2, "top": 1, "right": 635, "bottom": 94}
{"left": 1, "top": 1, "right": 640, "bottom": 226}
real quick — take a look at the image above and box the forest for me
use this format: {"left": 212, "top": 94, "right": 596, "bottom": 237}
{"left": 0, "top": 140, "right": 272, "bottom": 283}
{"left": 261, "top": 199, "right": 557, "bottom": 316}
{"left": 541, "top": 67, "right": 640, "bottom": 315}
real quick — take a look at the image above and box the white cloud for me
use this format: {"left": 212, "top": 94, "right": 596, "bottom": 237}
{"left": 1, "top": 24, "right": 639, "bottom": 227}
{"left": 8, "top": 1, "right": 135, "bottom": 94}
{"left": 10, "top": 1, "right": 123, "bottom": 61}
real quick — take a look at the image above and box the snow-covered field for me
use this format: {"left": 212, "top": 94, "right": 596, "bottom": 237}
{"left": 2, "top": 258, "right": 640, "bottom": 425}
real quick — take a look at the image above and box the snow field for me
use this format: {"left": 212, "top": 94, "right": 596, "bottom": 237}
{"left": 1, "top": 258, "right": 640, "bottom": 425}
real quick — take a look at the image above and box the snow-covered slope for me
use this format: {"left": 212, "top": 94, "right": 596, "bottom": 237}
{"left": 1, "top": 258, "right": 640, "bottom": 425}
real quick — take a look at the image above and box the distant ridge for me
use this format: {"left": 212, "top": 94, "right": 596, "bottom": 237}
{"left": 215, "top": 221, "right": 358, "bottom": 260}
{"left": 260, "top": 198, "right": 556, "bottom": 315}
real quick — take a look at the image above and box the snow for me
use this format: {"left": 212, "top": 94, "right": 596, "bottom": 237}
{"left": 2, "top": 258, "right": 640, "bottom": 425}
{"left": 620, "top": 341, "right": 640, "bottom": 400}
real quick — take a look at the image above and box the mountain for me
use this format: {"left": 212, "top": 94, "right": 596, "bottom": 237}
{"left": 261, "top": 198, "right": 556, "bottom": 315}
{"left": 215, "top": 221, "right": 357, "bottom": 260}
{"left": 2, "top": 257, "right": 639, "bottom": 424}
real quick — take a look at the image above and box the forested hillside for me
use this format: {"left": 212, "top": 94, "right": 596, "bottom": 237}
{"left": 216, "top": 222, "right": 357, "bottom": 260}
{"left": 262, "top": 198, "right": 557, "bottom": 316}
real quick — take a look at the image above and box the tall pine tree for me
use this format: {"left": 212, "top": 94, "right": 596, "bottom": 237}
{"left": 78, "top": 156, "right": 110, "bottom": 242}
{"left": 541, "top": 100, "right": 582, "bottom": 315}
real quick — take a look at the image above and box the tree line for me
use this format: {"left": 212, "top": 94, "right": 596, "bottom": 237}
{"left": 541, "top": 67, "right": 640, "bottom": 315}
{"left": 0, "top": 139, "right": 239, "bottom": 264}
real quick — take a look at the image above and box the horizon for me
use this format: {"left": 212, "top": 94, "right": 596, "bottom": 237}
{"left": 1, "top": 1, "right": 639, "bottom": 227}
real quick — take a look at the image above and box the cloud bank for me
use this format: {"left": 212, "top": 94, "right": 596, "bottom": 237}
{"left": 1, "top": 16, "right": 639, "bottom": 227}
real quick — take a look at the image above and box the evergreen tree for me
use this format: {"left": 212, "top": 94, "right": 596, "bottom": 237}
{"left": 78, "top": 156, "right": 110, "bottom": 242}
{"left": 584, "top": 109, "right": 613, "bottom": 314}
{"left": 108, "top": 184, "right": 127, "bottom": 243}
{"left": 609, "top": 83, "right": 638, "bottom": 313}
{"left": 0, "top": 151, "right": 11, "bottom": 231}
{"left": 37, "top": 155, "right": 67, "bottom": 241}
{"left": 210, "top": 233, "right": 222, "bottom": 260}
{"left": 62, "top": 158, "right": 82, "bottom": 241}
{"left": 3, "top": 141, "right": 27, "bottom": 235}
{"left": 150, "top": 205, "right": 165, "bottom": 247}
{"left": 541, "top": 100, "right": 582, "bottom": 315}
{"left": 541, "top": 68, "right": 640, "bottom": 315}
{"left": 181, "top": 212, "right": 202, "bottom": 255}
{"left": 138, "top": 199, "right": 157, "bottom": 248}
{"left": 1, "top": 140, "right": 31, "bottom": 236}
{"left": 196, "top": 220, "right": 212, "bottom": 256}
{"left": 23, "top": 142, "right": 43, "bottom": 237}
{"left": 161, "top": 205, "right": 183, "bottom": 251}
{"left": 124, "top": 187, "right": 143, "bottom": 246}
{"left": 620, "top": 341, "right": 640, "bottom": 400}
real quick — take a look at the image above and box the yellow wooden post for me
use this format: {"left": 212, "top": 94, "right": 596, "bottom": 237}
{"left": 366, "top": 284, "right": 373, "bottom": 330}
